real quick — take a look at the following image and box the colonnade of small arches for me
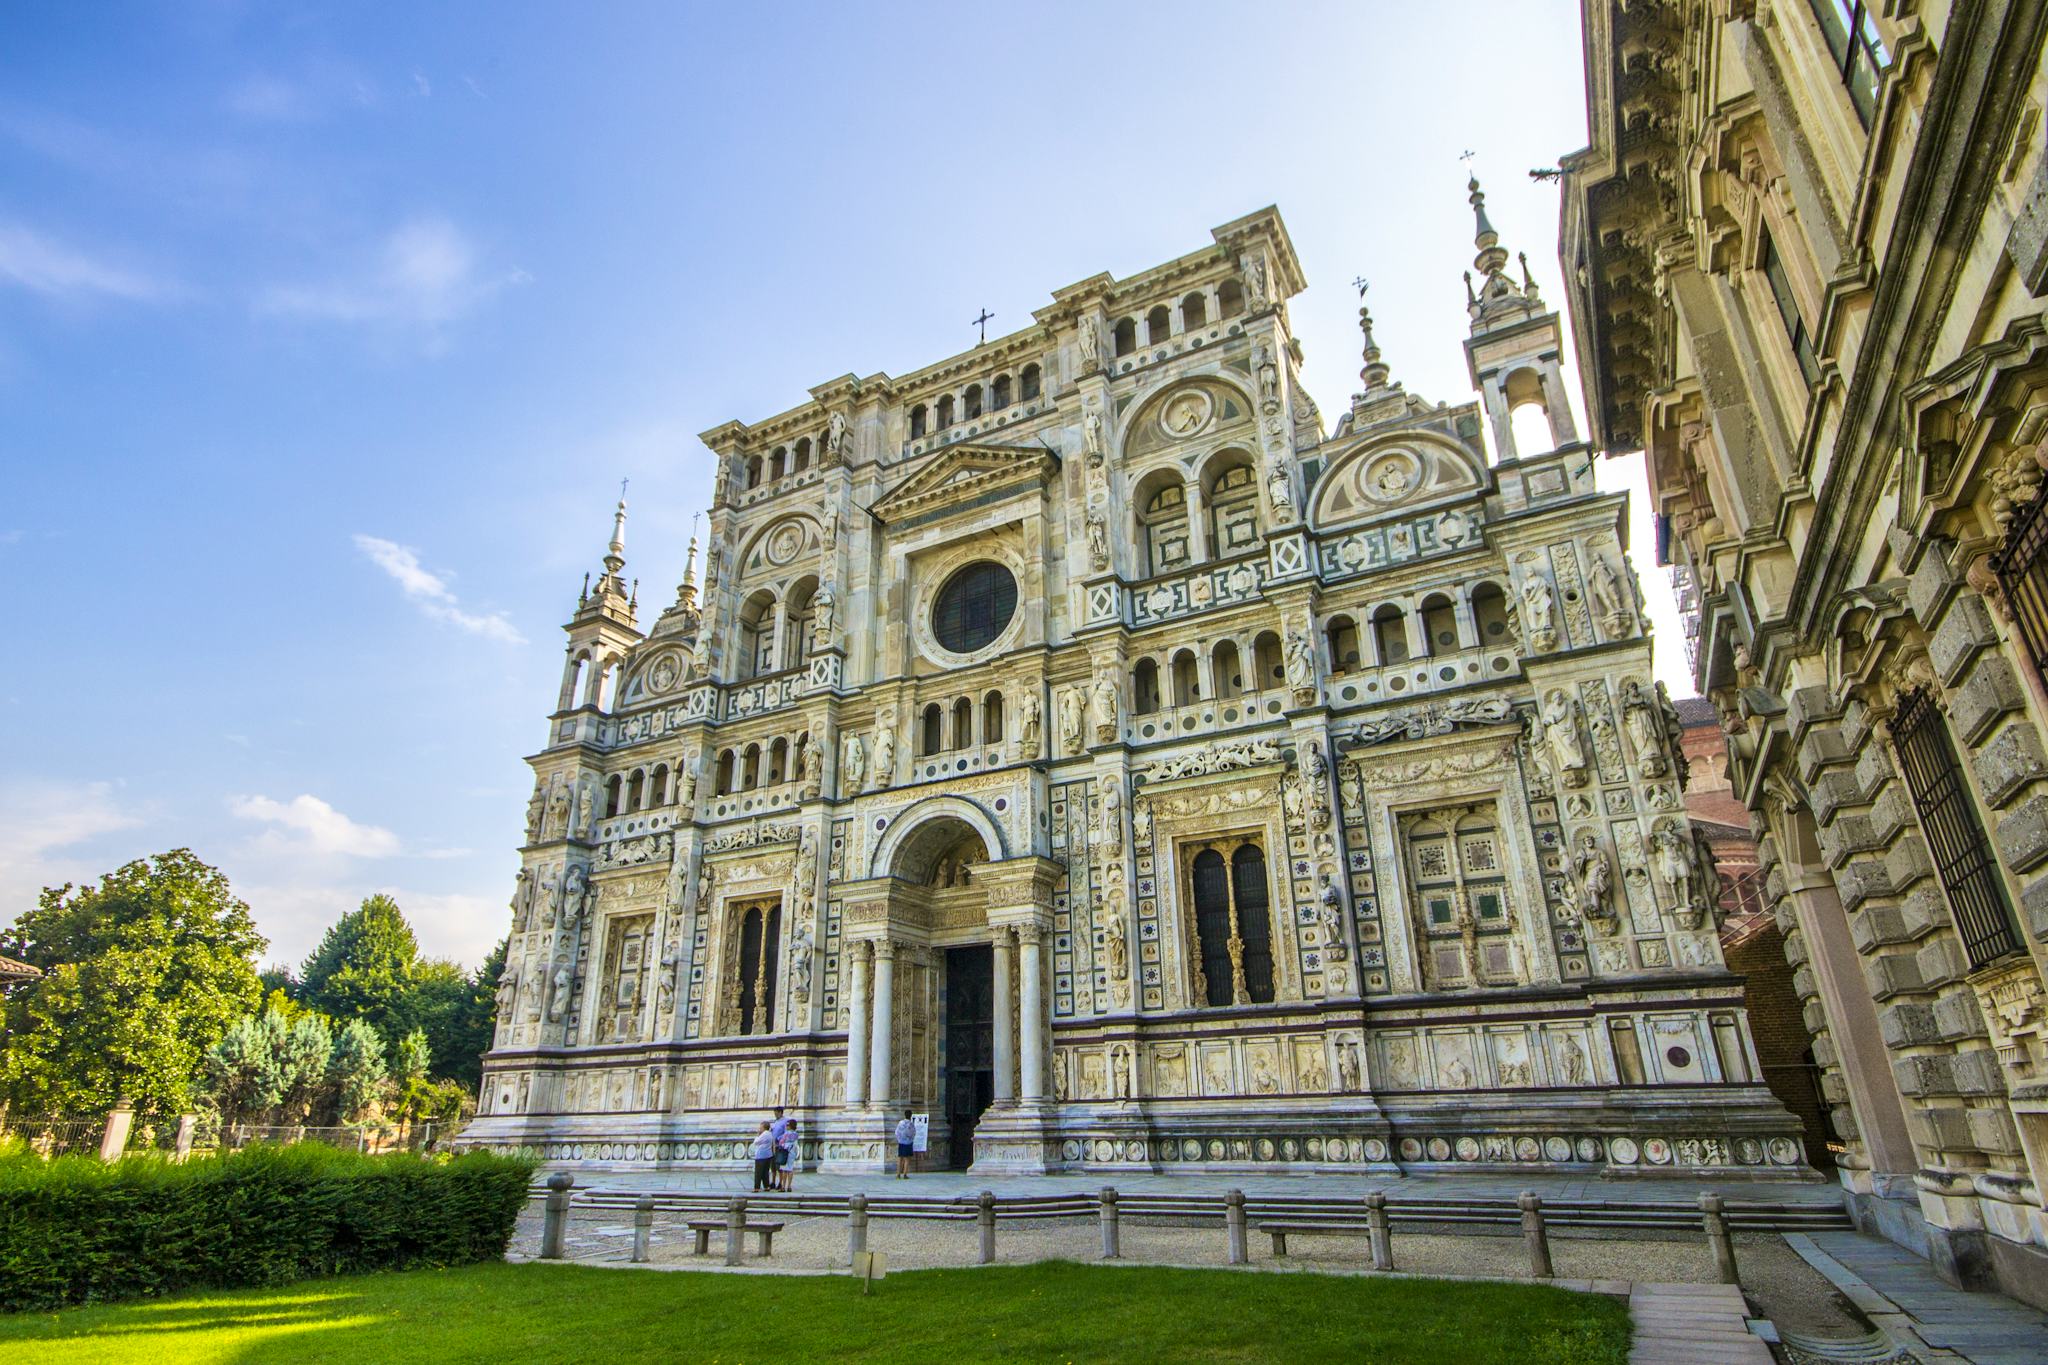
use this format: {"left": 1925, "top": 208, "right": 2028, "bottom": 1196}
{"left": 603, "top": 762, "right": 676, "bottom": 818}
{"left": 917, "top": 689, "right": 1006, "bottom": 756}
{"left": 741, "top": 434, "right": 822, "bottom": 491}
{"left": 908, "top": 363, "right": 1043, "bottom": 440}
{"left": 1321, "top": 580, "right": 1513, "bottom": 675}
{"left": 712, "top": 730, "right": 813, "bottom": 795}
{"left": 1112, "top": 280, "right": 1246, "bottom": 358}
{"left": 560, "top": 650, "right": 624, "bottom": 712}
{"left": 734, "top": 576, "right": 820, "bottom": 682}
{"left": 1131, "top": 449, "right": 1264, "bottom": 576}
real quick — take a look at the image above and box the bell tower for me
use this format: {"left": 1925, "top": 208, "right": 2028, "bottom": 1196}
{"left": 1460, "top": 176, "right": 1581, "bottom": 461}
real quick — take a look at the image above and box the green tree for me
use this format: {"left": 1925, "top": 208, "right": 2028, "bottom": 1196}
{"left": 276, "top": 1013, "right": 334, "bottom": 1121}
{"left": 1, "top": 850, "right": 265, "bottom": 1117}
{"left": 299, "top": 894, "right": 421, "bottom": 1045}
{"left": 328, "top": 1019, "right": 387, "bottom": 1123}
{"left": 438, "top": 937, "right": 506, "bottom": 1092}
{"left": 392, "top": 1029, "right": 430, "bottom": 1088}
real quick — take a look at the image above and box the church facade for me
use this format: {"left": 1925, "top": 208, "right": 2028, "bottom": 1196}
{"left": 464, "top": 200, "right": 1806, "bottom": 1176}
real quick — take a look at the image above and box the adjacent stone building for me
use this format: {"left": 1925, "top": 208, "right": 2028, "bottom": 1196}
{"left": 463, "top": 200, "right": 1802, "bottom": 1179}
{"left": 1560, "top": 0, "right": 2048, "bottom": 1303}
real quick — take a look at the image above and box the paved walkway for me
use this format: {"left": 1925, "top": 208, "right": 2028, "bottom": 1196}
{"left": 1786, "top": 1232, "right": 2048, "bottom": 1364}
{"left": 1628, "top": 1281, "right": 1770, "bottom": 1364}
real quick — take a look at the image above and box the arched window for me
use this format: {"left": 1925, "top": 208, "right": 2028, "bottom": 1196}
{"left": 730, "top": 900, "right": 781, "bottom": 1035}
{"left": 963, "top": 384, "right": 984, "bottom": 420}
{"left": 596, "top": 660, "right": 621, "bottom": 710}
{"left": 605, "top": 774, "right": 624, "bottom": 818}
{"left": 1218, "top": 279, "right": 1245, "bottom": 318}
{"left": 1253, "top": 632, "right": 1284, "bottom": 690}
{"left": 1502, "top": 366, "right": 1553, "bottom": 459}
{"left": 991, "top": 374, "right": 1012, "bottom": 409}
{"left": 1211, "top": 640, "right": 1243, "bottom": 699}
{"left": 1135, "top": 474, "right": 1191, "bottom": 575}
{"left": 1190, "top": 848, "right": 1235, "bottom": 1007}
{"left": 737, "top": 590, "right": 777, "bottom": 680}
{"left": 716, "top": 750, "right": 736, "bottom": 794}
{"left": 768, "top": 737, "right": 788, "bottom": 785}
{"left": 1326, "top": 616, "right": 1361, "bottom": 674}
{"left": 1232, "top": 844, "right": 1275, "bottom": 1003}
{"left": 564, "top": 655, "right": 590, "bottom": 709}
{"left": 922, "top": 703, "right": 944, "bottom": 756}
{"left": 1020, "top": 364, "right": 1041, "bottom": 400}
{"left": 952, "top": 696, "right": 974, "bottom": 750}
{"left": 1113, "top": 319, "right": 1137, "bottom": 357}
{"left": 742, "top": 743, "right": 762, "bottom": 790}
{"left": 746, "top": 455, "right": 763, "bottom": 489}
{"left": 1471, "top": 582, "right": 1512, "bottom": 646}
{"left": 793, "top": 437, "right": 811, "bottom": 472}
{"left": 1133, "top": 658, "right": 1161, "bottom": 715}
{"left": 1181, "top": 292, "right": 1207, "bottom": 330}
{"left": 785, "top": 577, "right": 818, "bottom": 673}
{"left": 771, "top": 446, "right": 788, "bottom": 481}
{"left": 1372, "top": 605, "right": 1410, "bottom": 665}
{"left": 1185, "top": 837, "right": 1275, "bottom": 1007}
{"left": 1204, "top": 457, "right": 1262, "bottom": 556}
{"left": 1171, "top": 649, "right": 1200, "bottom": 707}
{"left": 1420, "top": 593, "right": 1459, "bottom": 655}
{"left": 937, "top": 395, "right": 956, "bottom": 428}
{"left": 982, "top": 690, "right": 1005, "bottom": 743}
{"left": 910, "top": 404, "right": 928, "bottom": 438}
{"left": 1146, "top": 304, "right": 1171, "bottom": 345}
{"left": 626, "top": 769, "right": 645, "bottom": 813}
{"left": 650, "top": 763, "right": 670, "bottom": 805}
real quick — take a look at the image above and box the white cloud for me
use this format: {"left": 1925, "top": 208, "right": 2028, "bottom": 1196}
{"left": 352, "top": 533, "right": 525, "bottom": 642}
{"left": 0, "top": 779, "right": 147, "bottom": 924}
{"left": 257, "top": 216, "right": 526, "bottom": 333}
{"left": 0, "top": 222, "right": 175, "bottom": 302}
{"left": 411, "top": 70, "right": 432, "bottom": 97}
{"left": 228, "top": 793, "right": 401, "bottom": 858}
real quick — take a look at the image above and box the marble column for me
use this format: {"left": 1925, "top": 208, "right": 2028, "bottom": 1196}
{"left": 1018, "top": 925, "right": 1045, "bottom": 1102}
{"left": 869, "top": 939, "right": 896, "bottom": 1108}
{"left": 845, "top": 942, "right": 870, "bottom": 1108}
{"left": 992, "top": 928, "right": 1016, "bottom": 1104}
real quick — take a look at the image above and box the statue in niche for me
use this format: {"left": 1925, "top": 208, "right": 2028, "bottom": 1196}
{"left": 1084, "top": 410, "right": 1105, "bottom": 462}
{"left": 1317, "top": 874, "right": 1348, "bottom": 962}
{"left": 546, "top": 964, "right": 571, "bottom": 1023}
{"left": 1620, "top": 679, "right": 1668, "bottom": 778}
{"left": 1243, "top": 252, "right": 1270, "bottom": 309}
{"left": 575, "top": 778, "right": 600, "bottom": 840}
{"left": 813, "top": 583, "right": 836, "bottom": 649}
{"left": 1078, "top": 317, "right": 1100, "bottom": 370}
{"left": 1099, "top": 777, "right": 1125, "bottom": 850}
{"left": 821, "top": 504, "right": 838, "bottom": 551}
{"left": 561, "top": 863, "right": 592, "bottom": 928}
{"left": 1336, "top": 1039, "right": 1362, "bottom": 1093}
{"left": 789, "top": 924, "right": 815, "bottom": 1002}
{"left": 872, "top": 712, "right": 897, "bottom": 789}
{"left": 494, "top": 964, "right": 519, "bottom": 1020}
{"left": 1019, "top": 691, "right": 1043, "bottom": 759}
{"left": 1588, "top": 553, "right": 1631, "bottom": 634}
{"left": 796, "top": 831, "right": 819, "bottom": 903}
{"left": 1266, "top": 453, "right": 1297, "bottom": 525}
{"left": 656, "top": 953, "right": 676, "bottom": 1020}
{"left": 1541, "top": 688, "right": 1590, "bottom": 786}
{"left": 1086, "top": 507, "right": 1110, "bottom": 572}
{"left": 1104, "top": 909, "right": 1129, "bottom": 982}
{"left": 525, "top": 782, "right": 546, "bottom": 841}
{"left": 1110, "top": 1044, "right": 1132, "bottom": 1101}
{"left": 1092, "top": 672, "right": 1120, "bottom": 744}
{"left": 536, "top": 865, "right": 561, "bottom": 929}
{"left": 1652, "top": 822, "right": 1694, "bottom": 922}
{"left": 545, "top": 776, "right": 571, "bottom": 838}
{"left": 1301, "top": 737, "right": 1328, "bottom": 785}
{"left": 1299, "top": 1048, "right": 1328, "bottom": 1092}
{"left": 1282, "top": 776, "right": 1307, "bottom": 832}
{"left": 793, "top": 732, "right": 815, "bottom": 786}
{"left": 1284, "top": 628, "right": 1317, "bottom": 698}
{"left": 1569, "top": 832, "right": 1616, "bottom": 933}
{"left": 1689, "top": 824, "right": 1720, "bottom": 926}
{"left": 1131, "top": 798, "right": 1152, "bottom": 847}
{"left": 704, "top": 542, "right": 724, "bottom": 595}
{"left": 1256, "top": 341, "right": 1280, "bottom": 409}
{"left": 826, "top": 410, "right": 849, "bottom": 462}
{"left": 509, "top": 868, "right": 533, "bottom": 932}
{"left": 1249, "top": 1052, "right": 1280, "bottom": 1094}
{"left": 1340, "top": 763, "right": 1364, "bottom": 815}
{"left": 1521, "top": 573, "right": 1558, "bottom": 652}
{"left": 1059, "top": 687, "right": 1086, "bottom": 755}
{"left": 841, "top": 732, "right": 866, "bottom": 795}
{"left": 1556, "top": 1034, "right": 1588, "bottom": 1085}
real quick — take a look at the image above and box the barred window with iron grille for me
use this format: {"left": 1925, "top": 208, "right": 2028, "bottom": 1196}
{"left": 1993, "top": 485, "right": 2048, "bottom": 686}
{"left": 1891, "top": 689, "right": 2022, "bottom": 969}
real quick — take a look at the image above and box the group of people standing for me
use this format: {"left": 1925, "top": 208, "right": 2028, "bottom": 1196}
{"left": 749, "top": 1108, "right": 799, "bottom": 1192}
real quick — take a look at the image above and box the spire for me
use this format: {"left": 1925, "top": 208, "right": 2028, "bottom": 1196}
{"left": 680, "top": 536, "right": 699, "bottom": 601}
{"left": 1355, "top": 279, "right": 1390, "bottom": 391}
{"left": 603, "top": 483, "right": 628, "bottom": 579}
{"left": 1463, "top": 172, "right": 1544, "bottom": 333}
{"left": 1469, "top": 175, "right": 1509, "bottom": 282}
{"left": 573, "top": 483, "right": 639, "bottom": 627}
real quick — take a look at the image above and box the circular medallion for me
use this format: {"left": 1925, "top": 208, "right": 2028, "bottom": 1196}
{"left": 648, "top": 653, "right": 680, "bottom": 693}
{"left": 1256, "top": 1138, "right": 1276, "bottom": 1160}
{"left": 1207, "top": 1139, "right": 1225, "bottom": 1160}
{"left": 1768, "top": 1137, "right": 1799, "bottom": 1165}
{"left": 1060, "top": 1140, "right": 1081, "bottom": 1162}
{"left": 1515, "top": 1137, "right": 1541, "bottom": 1162}
{"left": 1737, "top": 1138, "right": 1763, "bottom": 1165}
{"left": 1576, "top": 1137, "right": 1603, "bottom": 1162}
{"left": 1643, "top": 1138, "right": 1672, "bottom": 1165}
{"left": 765, "top": 520, "right": 805, "bottom": 565}
{"left": 1664, "top": 1045, "right": 1692, "bottom": 1069}
{"left": 1609, "top": 1137, "right": 1640, "bottom": 1165}
{"left": 1544, "top": 1136, "right": 1571, "bottom": 1163}
{"left": 1365, "top": 1138, "right": 1389, "bottom": 1162}
{"left": 1362, "top": 449, "right": 1422, "bottom": 503}
{"left": 1426, "top": 1137, "right": 1451, "bottom": 1161}
{"left": 1398, "top": 1138, "right": 1422, "bottom": 1162}
{"left": 1282, "top": 1138, "right": 1299, "bottom": 1160}
{"left": 1160, "top": 388, "right": 1214, "bottom": 438}
{"left": 1454, "top": 1136, "right": 1481, "bottom": 1161}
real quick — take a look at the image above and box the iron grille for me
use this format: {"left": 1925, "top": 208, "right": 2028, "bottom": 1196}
{"left": 1993, "top": 485, "right": 2048, "bottom": 686}
{"left": 1892, "top": 689, "right": 2022, "bottom": 968}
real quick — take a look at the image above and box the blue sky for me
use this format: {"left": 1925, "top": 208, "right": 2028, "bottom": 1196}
{"left": 0, "top": 1, "right": 1682, "bottom": 971}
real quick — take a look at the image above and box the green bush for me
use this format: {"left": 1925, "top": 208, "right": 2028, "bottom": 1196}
{"left": 0, "top": 1142, "right": 534, "bottom": 1311}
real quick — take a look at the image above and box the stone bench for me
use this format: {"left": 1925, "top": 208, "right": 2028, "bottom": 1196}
{"left": 1256, "top": 1222, "right": 1376, "bottom": 1257}
{"left": 686, "top": 1219, "right": 785, "bottom": 1258}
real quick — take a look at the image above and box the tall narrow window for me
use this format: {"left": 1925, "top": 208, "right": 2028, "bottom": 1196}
{"left": 1020, "top": 364, "right": 1041, "bottom": 400}
{"left": 1892, "top": 689, "right": 2021, "bottom": 968}
{"left": 1182, "top": 836, "right": 1276, "bottom": 1006}
{"left": 1807, "top": 0, "right": 1890, "bottom": 126}
{"left": 1993, "top": 485, "right": 2048, "bottom": 686}
{"left": 1761, "top": 233, "right": 1821, "bottom": 388}
{"left": 727, "top": 900, "right": 782, "bottom": 1035}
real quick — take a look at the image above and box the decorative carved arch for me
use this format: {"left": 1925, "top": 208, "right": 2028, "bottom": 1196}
{"left": 868, "top": 796, "right": 1010, "bottom": 880}
{"left": 1310, "top": 430, "right": 1486, "bottom": 532}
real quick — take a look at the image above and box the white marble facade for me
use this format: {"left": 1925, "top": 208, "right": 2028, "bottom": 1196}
{"left": 463, "top": 202, "right": 1806, "bottom": 1176}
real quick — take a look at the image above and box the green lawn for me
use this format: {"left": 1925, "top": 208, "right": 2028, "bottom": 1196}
{"left": 0, "top": 1260, "right": 1629, "bottom": 1364}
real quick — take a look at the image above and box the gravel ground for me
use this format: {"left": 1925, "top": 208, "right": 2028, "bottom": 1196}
{"left": 506, "top": 1202, "right": 1868, "bottom": 1336}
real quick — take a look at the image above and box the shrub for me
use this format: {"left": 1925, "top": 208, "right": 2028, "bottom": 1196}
{"left": 0, "top": 1141, "right": 534, "bottom": 1311}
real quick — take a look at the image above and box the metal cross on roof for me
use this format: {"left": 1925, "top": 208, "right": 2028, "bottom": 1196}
{"left": 972, "top": 308, "right": 994, "bottom": 344}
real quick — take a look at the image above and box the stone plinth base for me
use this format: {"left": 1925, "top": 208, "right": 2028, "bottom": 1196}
{"left": 969, "top": 1103, "right": 1059, "bottom": 1174}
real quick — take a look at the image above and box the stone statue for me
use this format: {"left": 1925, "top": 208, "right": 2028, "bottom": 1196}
{"left": 1255, "top": 341, "right": 1279, "bottom": 409}
{"left": 1658, "top": 682, "right": 1690, "bottom": 788}
{"left": 1099, "top": 777, "right": 1125, "bottom": 850}
{"left": 789, "top": 924, "right": 815, "bottom": 1001}
{"left": 1521, "top": 573, "right": 1558, "bottom": 651}
{"left": 1111, "top": 1043, "right": 1132, "bottom": 1101}
{"left": 1244, "top": 252, "right": 1269, "bottom": 309}
{"left": 812, "top": 583, "right": 836, "bottom": 648}
{"left": 1019, "top": 691, "right": 1043, "bottom": 759}
{"left": 872, "top": 716, "right": 897, "bottom": 790}
{"left": 1619, "top": 679, "right": 1669, "bottom": 778}
{"left": 1557, "top": 1034, "right": 1588, "bottom": 1085}
{"left": 545, "top": 775, "right": 571, "bottom": 838}
{"left": 546, "top": 964, "right": 571, "bottom": 1022}
{"left": 821, "top": 504, "right": 838, "bottom": 550}
{"left": 1282, "top": 776, "right": 1307, "bottom": 831}
{"left": 697, "top": 862, "right": 716, "bottom": 913}
{"left": 841, "top": 732, "right": 866, "bottom": 794}
{"left": 826, "top": 410, "right": 849, "bottom": 461}
{"left": 509, "top": 867, "right": 533, "bottom": 932}
{"left": 524, "top": 782, "right": 546, "bottom": 840}
{"left": 1284, "top": 628, "right": 1317, "bottom": 694}
{"left": 1078, "top": 317, "right": 1100, "bottom": 369}
{"left": 574, "top": 777, "right": 600, "bottom": 839}
{"left": 1336, "top": 1040, "right": 1362, "bottom": 1093}
{"left": 1266, "top": 454, "right": 1296, "bottom": 523}
{"left": 1131, "top": 798, "right": 1152, "bottom": 846}
{"left": 1104, "top": 910, "right": 1129, "bottom": 981}
{"left": 796, "top": 831, "right": 819, "bottom": 901}
{"left": 1086, "top": 507, "right": 1110, "bottom": 572}
{"left": 1092, "top": 672, "right": 1119, "bottom": 743}
{"left": 1059, "top": 687, "right": 1086, "bottom": 754}
{"left": 1690, "top": 823, "right": 1720, "bottom": 925}
{"left": 1301, "top": 737, "right": 1328, "bottom": 784}
{"left": 562, "top": 863, "right": 592, "bottom": 928}
{"left": 1542, "top": 688, "right": 1590, "bottom": 785}
{"left": 1589, "top": 553, "right": 1630, "bottom": 633}
{"left": 1084, "top": 409, "right": 1105, "bottom": 462}
{"left": 494, "top": 964, "right": 519, "bottom": 1018}
{"left": 1652, "top": 822, "right": 1695, "bottom": 924}
{"left": 793, "top": 732, "right": 815, "bottom": 784}
{"left": 1317, "top": 874, "right": 1347, "bottom": 961}
{"left": 1570, "top": 832, "right": 1615, "bottom": 931}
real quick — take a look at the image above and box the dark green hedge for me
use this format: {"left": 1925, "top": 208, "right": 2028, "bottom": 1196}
{"left": 0, "top": 1142, "right": 535, "bottom": 1311}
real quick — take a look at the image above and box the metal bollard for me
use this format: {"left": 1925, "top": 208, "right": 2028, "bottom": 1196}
{"left": 631, "top": 1197, "right": 654, "bottom": 1263}
{"left": 539, "top": 1172, "right": 575, "bottom": 1259}
{"left": 1364, "top": 1191, "right": 1392, "bottom": 1271}
{"left": 1099, "top": 1186, "right": 1121, "bottom": 1260}
{"left": 1224, "top": 1188, "right": 1248, "bottom": 1265}
{"left": 1700, "top": 1192, "right": 1739, "bottom": 1284}
{"left": 725, "top": 1196, "right": 746, "bottom": 1267}
{"left": 977, "top": 1190, "right": 997, "bottom": 1264}
{"left": 848, "top": 1193, "right": 869, "bottom": 1265}
{"left": 1519, "top": 1191, "right": 1553, "bottom": 1279}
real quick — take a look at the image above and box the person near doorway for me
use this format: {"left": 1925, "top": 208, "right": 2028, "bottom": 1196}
{"left": 750, "top": 1121, "right": 776, "bottom": 1191}
{"left": 777, "top": 1119, "right": 799, "bottom": 1192}
{"left": 769, "top": 1106, "right": 789, "bottom": 1144}
{"left": 894, "top": 1110, "right": 916, "bottom": 1179}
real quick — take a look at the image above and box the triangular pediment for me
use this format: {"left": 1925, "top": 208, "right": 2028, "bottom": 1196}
{"left": 871, "top": 442, "right": 1058, "bottom": 524}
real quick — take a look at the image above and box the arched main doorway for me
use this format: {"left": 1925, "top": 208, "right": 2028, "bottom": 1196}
{"left": 889, "top": 815, "right": 994, "bottom": 1167}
